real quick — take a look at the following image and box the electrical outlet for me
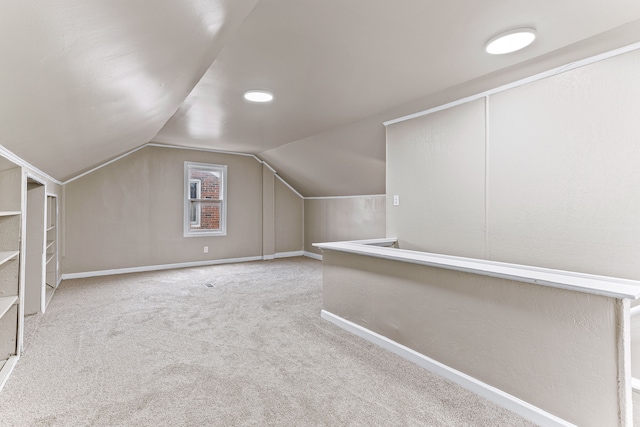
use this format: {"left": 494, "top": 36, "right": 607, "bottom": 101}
{"left": 393, "top": 195, "right": 400, "bottom": 206}
{"left": 204, "top": 246, "right": 208, "bottom": 253}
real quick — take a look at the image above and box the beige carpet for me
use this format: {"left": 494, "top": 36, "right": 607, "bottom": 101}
{"left": 0, "top": 257, "right": 535, "bottom": 426}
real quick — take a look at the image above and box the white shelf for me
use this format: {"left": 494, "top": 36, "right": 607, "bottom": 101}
{"left": 46, "top": 240, "right": 54, "bottom": 250}
{"left": 46, "top": 253, "right": 55, "bottom": 265}
{"left": 313, "top": 240, "right": 640, "bottom": 300}
{"left": 0, "top": 251, "right": 19, "bottom": 267}
{"left": 0, "top": 296, "right": 17, "bottom": 320}
{"left": 0, "top": 212, "right": 20, "bottom": 217}
{"left": 46, "top": 225, "right": 56, "bottom": 232}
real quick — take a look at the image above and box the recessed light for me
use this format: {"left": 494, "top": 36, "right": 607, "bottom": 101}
{"left": 486, "top": 28, "right": 536, "bottom": 55}
{"left": 244, "top": 90, "right": 273, "bottom": 103}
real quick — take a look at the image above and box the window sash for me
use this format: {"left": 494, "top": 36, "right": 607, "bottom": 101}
{"left": 184, "top": 162, "right": 227, "bottom": 237}
{"left": 189, "top": 179, "right": 202, "bottom": 226}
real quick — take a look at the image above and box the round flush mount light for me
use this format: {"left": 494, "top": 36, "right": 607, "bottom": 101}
{"left": 243, "top": 90, "right": 273, "bottom": 102}
{"left": 486, "top": 28, "right": 536, "bottom": 54}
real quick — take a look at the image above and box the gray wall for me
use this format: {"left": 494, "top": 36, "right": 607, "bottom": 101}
{"left": 387, "top": 47, "right": 640, "bottom": 280}
{"left": 274, "top": 178, "right": 303, "bottom": 254}
{"left": 63, "top": 146, "right": 302, "bottom": 274}
{"left": 304, "top": 196, "right": 386, "bottom": 255}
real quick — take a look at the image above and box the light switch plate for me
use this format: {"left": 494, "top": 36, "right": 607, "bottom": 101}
{"left": 393, "top": 195, "right": 400, "bottom": 206}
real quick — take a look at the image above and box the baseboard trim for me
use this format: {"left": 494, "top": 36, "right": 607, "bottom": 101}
{"left": 0, "top": 356, "right": 19, "bottom": 393}
{"left": 303, "top": 251, "right": 322, "bottom": 261}
{"left": 320, "top": 310, "right": 575, "bottom": 427}
{"left": 274, "top": 251, "right": 304, "bottom": 259}
{"left": 262, "top": 254, "right": 276, "bottom": 260}
{"left": 61, "top": 256, "right": 264, "bottom": 280}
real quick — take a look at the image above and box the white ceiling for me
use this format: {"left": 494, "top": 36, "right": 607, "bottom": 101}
{"left": 3, "top": 0, "right": 640, "bottom": 193}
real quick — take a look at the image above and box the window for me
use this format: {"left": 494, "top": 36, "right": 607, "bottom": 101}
{"left": 184, "top": 162, "right": 227, "bottom": 237}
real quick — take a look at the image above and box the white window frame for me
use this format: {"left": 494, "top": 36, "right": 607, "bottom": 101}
{"left": 184, "top": 161, "right": 227, "bottom": 237}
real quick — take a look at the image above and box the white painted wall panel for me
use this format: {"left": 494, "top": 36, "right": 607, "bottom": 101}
{"left": 487, "top": 49, "right": 640, "bottom": 279}
{"left": 304, "top": 197, "right": 385, "bottom": 255}
{"left": 386, "top": 99, "right": 486, "bottom": 258}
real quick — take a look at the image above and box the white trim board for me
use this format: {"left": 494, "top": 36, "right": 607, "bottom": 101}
{"left": 63, "top": 145, "right": 149, "bottom": 185}
{"left": 275, "top": 174, "right": 303, "bottom": 199}
{"left": 316, "top": 237, "right": 397, "bottom": 247}
{"left": 384, "top": 40, "right": 640, "bottom": 126}
{"left": 303, "top": 251, "right": 322, "bottom": 261}
{"left": 2, "top": 139, "right": 365, "bottom": 201}
{"left": 314, "top": 241, "right": 640, "bottom": 299}
{"left": 61, "top": 143, "right": 304, "bottom": 203}
{"left": 0, "top": 356, "right": 19, "bottom": 393}
{"left": 0, "top": 144, "right": 62, "bottom": 185}
{"left": 321, "top": 310, "right": 576, "bottom": 427}
{"left": 64, "top": 143, "right": 258, "bottom": 185}
{"left": 304, "top": 194, "right": 385, "bottom": 200}
{"left": 147, "top": 142, "right": 259, "bottom": 159}
{"left": 60, "top": 256, "right": 264, "bottom": 280}
{"left": 274, "top": 251, "right": 304, "bottom": 259}
{"left": 262, "top": 162, "right": 277, "bottom": 174}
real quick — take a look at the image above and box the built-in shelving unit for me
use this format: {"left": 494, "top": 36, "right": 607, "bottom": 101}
{"left": 0, "top": 160, "right": 23, "bottom": 392}
{"left": 45, "top": 195, "right": 57, "bottom": 309}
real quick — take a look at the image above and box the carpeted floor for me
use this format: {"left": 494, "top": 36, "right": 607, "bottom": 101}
{"left": 0, "top": 257, "right": 535, "bottom": 426}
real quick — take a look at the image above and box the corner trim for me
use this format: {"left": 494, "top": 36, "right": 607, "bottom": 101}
{"left": 303, "top": 251, "right": 322, "bottom": 261}
{"left": 0, "top": 144, "right": 62, "bottom": 185}
{"left": 60, "top": 256, "right": 264, "bottom": 280}
{"left": 63, "top": 145, "right": 148, "bottom": 184}
{"left": 321, "top": 310, "right": 575, "bottom": 427}
{"left": 275, "top": 175, "right": 304, "bottom": 199}
{"left": 274, "top": 251, "right": 304, "bottom": 259}
{"left": 0, "top": 356, "right": 19, "bottom": 393}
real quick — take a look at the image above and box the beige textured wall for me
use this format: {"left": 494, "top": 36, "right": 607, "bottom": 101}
{"left": 387, "top": 48, "right": 640, "bottom": 281}
{"left": 486, "top": 50, "right": 640, "bottom": 279}
{"left": 387, "top": 99, "right": 486, "bottom": 259}
{"left": 274, "top": 178, "right": 303, "bottom": 253}
{"left": 262, "top": 165, "right": 275, "bottom": 257}
{"left": 304, "top": 196, "right": 386, "bottom": 255}
{"left": 63, "top": 146, "right": 264, "bottom": 273}
{"left": 322, "top": 250, "right": 622, "bottom": 427}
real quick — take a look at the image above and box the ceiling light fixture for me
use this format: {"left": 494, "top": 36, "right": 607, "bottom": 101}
{"left": 244, "top": 90, "right": 273, "bottom": 102}
{"left": 486, "top": 28, "right": 536, "bottom": 55}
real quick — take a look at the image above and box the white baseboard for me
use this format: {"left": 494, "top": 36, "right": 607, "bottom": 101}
{"left": 0, "top": 356, "right": 19, "bottom": 393}
{"left": 303, "top": 251, "right": 322, "bottom": 261}
{"left": 274, "top": 251, "right": 304, "bottom": 259}
{"left": 60, "top": 256, "right": 264, "bottom": 280}
{"left": 320, "top": 310, "right": 575, "bottom": 427}
{"left": 262, "top": 254, "right": 276, "bottom": 260}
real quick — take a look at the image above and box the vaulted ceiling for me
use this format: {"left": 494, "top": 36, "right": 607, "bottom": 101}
{"left": 3, "top": 1, "right": 640, "bottom": 195}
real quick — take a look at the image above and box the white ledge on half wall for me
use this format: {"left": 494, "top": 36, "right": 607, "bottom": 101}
{"left": 313, "top": 240, "right": 640, "bottom": 300}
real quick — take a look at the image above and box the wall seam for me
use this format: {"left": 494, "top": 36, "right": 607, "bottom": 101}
{"left": 484, "top": 96, "right": 490, "bottom": 259}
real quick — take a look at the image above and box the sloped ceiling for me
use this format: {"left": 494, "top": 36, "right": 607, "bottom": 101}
{"left": 3, "top": 1, "right": 640, "bottom": 194}
{"left": 0, "top": 0, "right": 260, "bottom": 181}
